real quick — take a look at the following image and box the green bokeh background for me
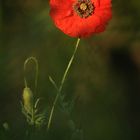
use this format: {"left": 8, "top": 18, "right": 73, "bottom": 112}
{"left": 0, "top": 0, "right": 140, "bottom": 140}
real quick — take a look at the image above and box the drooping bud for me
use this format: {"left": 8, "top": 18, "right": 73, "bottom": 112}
{"left": 23, "top": 87, "right": 33, "bottom": 114}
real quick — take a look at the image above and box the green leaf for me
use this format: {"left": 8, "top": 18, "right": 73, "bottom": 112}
{"left": 49, "top": 76, "right": 58, "bottom": 91}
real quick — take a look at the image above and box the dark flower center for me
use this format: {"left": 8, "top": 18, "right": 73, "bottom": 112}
{"left": 73, "top": 0, "right": 95, "bottom": 18}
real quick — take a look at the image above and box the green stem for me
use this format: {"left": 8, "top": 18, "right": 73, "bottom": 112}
{"left": 47, "top": 38, "right": 81, "bottom": 131}
{"left": 24, "top": 56, "right": 39, "bottom": 95}
{"left": 24, "top": 56, "right": 39, "bottom": 126}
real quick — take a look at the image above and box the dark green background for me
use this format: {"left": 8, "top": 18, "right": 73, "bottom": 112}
{"left": 0, "top": 0, "right": 140, "bottom": 140}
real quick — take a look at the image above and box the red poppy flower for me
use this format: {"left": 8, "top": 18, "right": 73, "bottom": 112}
{"left": 50, "top": 0, "right": 112, "bottom": 38}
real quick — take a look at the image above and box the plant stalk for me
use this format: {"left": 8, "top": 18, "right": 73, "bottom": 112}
{"left": 47, "top": 38, "right": 81, "bottom": 130}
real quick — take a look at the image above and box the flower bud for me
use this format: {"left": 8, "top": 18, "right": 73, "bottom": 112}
{"left": 23, "top": 87, "right": 33, "bottom": 114}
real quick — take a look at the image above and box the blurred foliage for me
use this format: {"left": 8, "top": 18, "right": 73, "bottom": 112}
{"left": 0, "top": 0, "right": 140, "bottom": 140}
